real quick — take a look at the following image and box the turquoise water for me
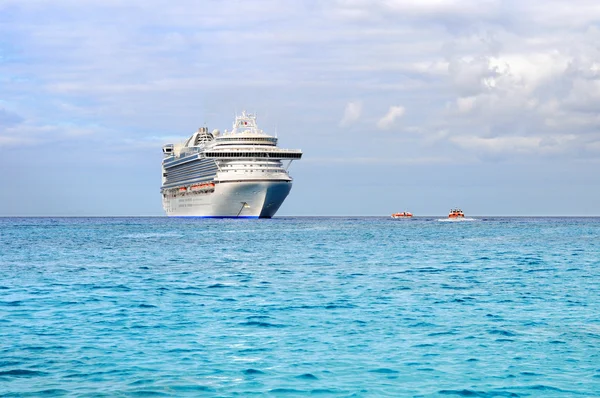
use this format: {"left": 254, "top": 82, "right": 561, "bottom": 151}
{"left": 1, "top": 217, "right": 599, "bottom": 397}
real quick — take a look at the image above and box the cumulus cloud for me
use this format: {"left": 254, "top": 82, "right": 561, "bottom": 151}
{"left": 377, "top": 106, "right": 405, "bottom": 130}
{"left": 339, "top": 101, "right": 362, "bottom": 126}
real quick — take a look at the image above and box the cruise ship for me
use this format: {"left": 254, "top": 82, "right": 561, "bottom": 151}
{"left": 161, "top": 112, "right": 302, "bottom": 218}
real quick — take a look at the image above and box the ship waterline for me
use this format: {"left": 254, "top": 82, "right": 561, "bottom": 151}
{"left": 161, "top": 112, "right": 301, "bottom": 218}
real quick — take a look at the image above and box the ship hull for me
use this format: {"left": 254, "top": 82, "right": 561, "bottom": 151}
{"left": 163, "top": 180, "right": 292, "bottom": 218}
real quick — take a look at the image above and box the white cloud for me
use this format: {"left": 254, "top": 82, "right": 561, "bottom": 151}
{"left": 0, "top": 108, "right": 24, "bottom": 127}
{"left": 432, "top": 38, "right": 600, "bottom": 158}
{"left": 0, "top": 136, "right": 34, "bottom": 146}
{"left": 331, "top": 0, "right": 502, "bottom": 22}
{"left": 449, "top": 133, "right": 581, "bottom": 156}
{"left": 3, "top": 0, "right": 600, "bottom": 160}
{"left": 377, "top": 105, "right": 405, "bottom": 130}
{"left": 450, "top": 135, "right": 543, "bottom": 153}
{"left": 0, "top": 121, "right": 105, "bottom": 148}
{"left": 339, "top": 101, "right": 362, "bottom": 126}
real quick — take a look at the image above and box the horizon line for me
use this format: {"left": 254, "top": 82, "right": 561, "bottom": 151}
{"left": 1, "top": 215, "right": 600, "bottom": 218}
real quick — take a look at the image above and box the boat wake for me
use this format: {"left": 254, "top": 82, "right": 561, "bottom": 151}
{"left": 437, "top": 218, "right": 478, "bottom": 222}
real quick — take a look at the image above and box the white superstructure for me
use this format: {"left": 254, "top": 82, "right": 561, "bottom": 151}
{"left": 161, "top": 112, "right": 302, "bottom": 218}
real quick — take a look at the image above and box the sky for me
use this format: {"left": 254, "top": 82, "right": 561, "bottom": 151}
{"left": 1, "top": 0, "right": 600, "bottom": 216}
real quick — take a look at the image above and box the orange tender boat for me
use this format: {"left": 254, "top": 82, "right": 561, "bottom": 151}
{"left": 448, "top": 209, "right": 465, "bottom": 219}
{"left": 391, "top": 212, "right": 413, "bottom": 219}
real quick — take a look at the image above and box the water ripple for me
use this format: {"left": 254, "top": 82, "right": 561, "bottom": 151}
{"left": 0, "top": 216, "right": 599, "bottom": 396}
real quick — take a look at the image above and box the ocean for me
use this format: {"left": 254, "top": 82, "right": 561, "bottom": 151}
{"left": 1, "top": 217, "right": 599, "bottom": 396}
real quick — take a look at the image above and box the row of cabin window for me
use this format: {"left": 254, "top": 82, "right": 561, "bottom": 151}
{"left": 207, "top": 153, "right": 300, "bottom": 158}
{"left": 217, "top": 137, "right": 276, "bottom": 141}
{"left": 221, "top": 169, "right": 284, "bottom": 173}
{"left": 224, "top": 164, "right": 280, "bottom": 167}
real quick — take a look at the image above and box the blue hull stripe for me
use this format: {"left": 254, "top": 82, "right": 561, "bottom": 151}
{"left": 170, "top": 216, "right": 260, "bottom": 219}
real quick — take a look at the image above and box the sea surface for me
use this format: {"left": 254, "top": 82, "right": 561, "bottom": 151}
{"left": 1, "top": 217, "right": 599, "bottom": 397}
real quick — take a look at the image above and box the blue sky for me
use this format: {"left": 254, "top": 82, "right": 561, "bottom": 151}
{"left": 1, "top": 0, "right": 599, "bottom": 216}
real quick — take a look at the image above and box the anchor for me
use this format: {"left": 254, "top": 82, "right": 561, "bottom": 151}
{"left": 236, "top": 202, "right": 249, "bottom": 217}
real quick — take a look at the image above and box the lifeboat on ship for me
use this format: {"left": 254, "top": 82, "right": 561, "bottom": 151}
{"left": 391, "top": 211, "right": 413, "bottom": 219}
{"left": 448, "top": 209, "right": 465, "bottom": 219}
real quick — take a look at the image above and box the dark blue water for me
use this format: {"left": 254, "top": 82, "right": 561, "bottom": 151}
{"left": 1, "top": 217, "right": 599, "bottom": 397}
